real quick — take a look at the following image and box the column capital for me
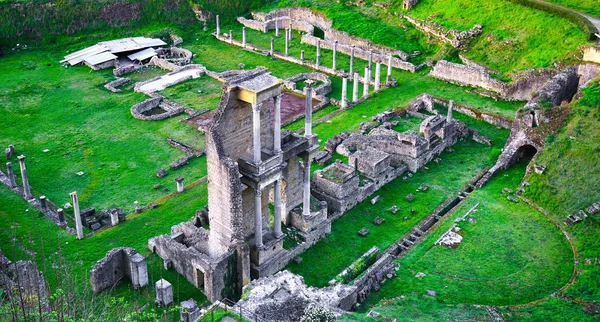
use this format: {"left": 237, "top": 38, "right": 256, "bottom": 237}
{"left": 17, "top": 155, "right": 25, "bottom": 161}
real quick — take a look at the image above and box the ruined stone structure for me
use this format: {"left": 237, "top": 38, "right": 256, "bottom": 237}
{"left": 583, "top": 45, "right": 600, "bottom": 64}
{"left": 90, "top": 247, "right": 148, "bottom": 293}
{"left": 149, "top": 68, "right": 331, "bottom": 302}
{"left": 476, "top": 68, "right": 580, "bottom": 187}
{"left": 0, "top": 254, "right": 50, "bottom": 314}
{"left": 404, "top": 16, "right": 482, "bottom": 48}
{"left": 314, "top": 105, "right": 461, "bottom": 213}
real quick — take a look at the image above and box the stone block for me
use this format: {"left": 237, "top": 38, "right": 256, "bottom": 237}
{"left": 371, "top": 196, "right": 380, "bottom": 205}
{"left": 358, "top": 228, "right": 369, "bottom": 237}
{"left": 155, "top": 279, "right": 173, "bottom": 306}
{"left": 180, "top": 299, "right": 201, "bottom": 322}
{"left": 406, "top": 194, "right": 415, "bottom": 202}
{"left": 373, "top": 217, "right": 385, "bottom": 225}
{"left": 157, "top": 169, "right": 168, "bottom": 178}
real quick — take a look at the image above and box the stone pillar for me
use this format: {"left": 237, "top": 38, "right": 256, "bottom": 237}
{"left": 275, "top": 20, "right": 279, "bottom": 37}
{"left": 252, "top": 103, "right": 262, "bottom": 164}
{"left": 274, "top": 95, "right": 282, "bottom": 153}
{"left": 332, "top": 41, "right": 337, "bottom": 70}
{"left": 242, "top": 27, "right": 246, "bottom": 46}
{"left": 289, "top": 23, "right": 293, "bottom": 40}
{"left": 305, "top": 81, "right": 313, "bottom": 136}
{"left": 363, "top": 66, "right": 369, "bottom": 98}
{"left": 270, "top": 37, "right": 274, "bottom": 56}
{"left": 341, "top": 76, "right": 348, "bottom": 109}
{"left": 70, "top": 192, "right": 84, "bottom": 240}
{"left": 229, "top": 30, "right": 233, "bottom": 43}
{"left": 350, "top": 46, "right": 355, "bottom": 74}
{"left": 375, "top": 61, "right": 381, "bottom": 92}
{"left": 316, "top": 40, "right": 321, "bottom": 67}
{"left": 155, "top": 279, "right": 173, "bottom": 307}
{"left": 254, "top": 189, "right": 263, "bottom": 248}
{"left": 285, "top": 30, "right": 289, "bottom": 55}
{"left": 39, "top": 195, "right": 47, "bottom": 210}
{"left": 129, "top": 253, "right": 148, "bottom": 289}
{"left": 302, "top": 156, "right": 311, "bottom": 216}
{"left": 387, "top": 53, "right": 393, "bottom": 83}
{"left": 448, "top": 100, "right": 454, "bottom": 123}
{"left": 216, "top": 15, "right": 220, "bottom": 35}
{"left": 110, "top": 211, "right": 119, "bottom": 226}
{"left": 175, "top": 177, "right": 184, "bottom": 193}
{"left": 17, "top": 155, "right": 32, "bottom": 200}
{"left": 300, "top": 50, "right": 305, "bottom": 61}
{"left": 6, "top": 162, "right": 16, "bottom": 188}
{"left": 352, "top": 71, "right": 359, "bottom": 103}
{"left": 57, "top": 208, "right": 66, "bottom": 226}
{"left": 274, "top": 179, "right": 283, "bottom": 237}
{"left": 368, "top": 50, "right": 373, "bottom": 70}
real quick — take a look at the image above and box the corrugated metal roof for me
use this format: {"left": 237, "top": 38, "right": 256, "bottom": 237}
{"left": 132, "top": 37, "right": 167, "bottom": 47}
{"left": 61, "top": 44, "right": 110, "bottom": 65}
{"left": 62, "top": 37, "right": 167, "bottom": 66}
{"left": 127, "top": 48, "right": 157, "bottom": 61}
{"left": 83, "top": 52, "right": 118, "bottom": 65}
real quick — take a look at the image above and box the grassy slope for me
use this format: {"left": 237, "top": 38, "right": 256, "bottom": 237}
{"left": 286, "top": 114, "right": 510, "bottom": 287}
{"left": 544, "top": 0, "right": 600, "bottom": 18}
{"left": 409, "top": 0, "right": 591, "bottom": 75}
{"left": 346, "top": 161, "right": 574, "bottom": 320}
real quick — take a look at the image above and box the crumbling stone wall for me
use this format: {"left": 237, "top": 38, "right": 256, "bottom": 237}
{"left": 430, "top": 60, "right": 506, "bottom": 94}
{"left": 89, "top": 247, "right": 148, "bottom": 293}
{"left": 583, "top": 46, "right": 600, "bottom": 64}
{"left": 577, "top": 63, "right": 600, "bottom": 87}
{"left": 130, "top": 96, "right": 183, "bottom": 121}
{"left": 404, "top": 16, "right": 482, "bottom": 48}
{"left": 104, "top": 77, "right": 131, "bottom": 93}
{"left": 0, "top": 259, "right": 50, "bottom": 314}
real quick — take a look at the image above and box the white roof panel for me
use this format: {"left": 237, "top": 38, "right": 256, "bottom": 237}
{"left": 83, "top": 52, "right": 118, "bottom": 65}
{"left": 61, "top": 44, "right": 109, "bottom": 65}
{"left": 133, "top": 37, "right": 167, "bottom": 47}
{"left": 127, "top": 48, "right": 157, "bottom": 61}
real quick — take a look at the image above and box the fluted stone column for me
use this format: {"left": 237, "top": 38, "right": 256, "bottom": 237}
{"left": 285, "top": 30, "right": 289, "bottom": 55}
{"left": 448, "top": 100, "right": 454, "bottom": 123}
{"left": 363, "top": 66, "right": 369, "bottom": 98}
{"left": 274, "top": 180, "right": 283, "bottom": 237}
{"left": 6, "top": 162, "right": 16, "bottom": 188}
{"left": 70, "top": 192, "right": 84, "bottom": 240}
{"left": 270, "top": 37, "right": 274, "bottom": 56}
{"left": 353, "top": 71, "right": 360, "bottom": 102}
{"left": 375, "top": 62, "right": 381, "bottom": 92}
{"left": 242, "top": 27, "right": 246, "bottom": 46}
{"left": 316, "top": 40, "right": 321, "bottom": 67}
{"left": 387, "top": 53, "right": 393, "bottom": 83}
{"left": 341, "top": 77, "right": 348, "bottom": 109}
{"left": 17, "top": 155, "right": 32, "bottom": 200}
{"left": 216, "top": 15, "right": 220, "bottom": 35}
{"left": 254, "top": 189, "right": 263, "bottom": 248}
{"left": 252, "top": 103, "right": 262, "bottom": 163}
{"left": 350, "top": 46, "right": 355, "bottom": 74}
{"left": 332, "top": 41, "right": 337, "bottom": 70}
{"left": 175, "top": 177, "right": 184, "bottom": 193}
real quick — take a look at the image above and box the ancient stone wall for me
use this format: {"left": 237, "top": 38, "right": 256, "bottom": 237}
{"left": 130, "top": 96, "right": 184, "bottom": 121}
{"left": 404, "top": 16, "right": 482, "bottom": 48}
{"left": 430, "top": 60, "right": 506, "bottom": 94}
{"left": 89, "top": 247, "right": 148, "bottom": 293}
{"left": 577, "top": 63, "right": 600, "bottom": 87}
{"left": 583, "top": 46, "right": 600, "bottom": 64}
{"left": 0, "top": 260, "right": 50, "bottom": 313}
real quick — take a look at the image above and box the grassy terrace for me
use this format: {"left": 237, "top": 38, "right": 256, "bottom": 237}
{"left": 285, "top": 113, "right": 510, "bottom": 287}
{"left": 348, "top": 161, "right": 574, "bottom": 319}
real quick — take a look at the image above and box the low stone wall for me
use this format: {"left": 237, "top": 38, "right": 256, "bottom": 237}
{"left": 404, "top": 16, "right": 482, "bottom": 48}
{"left": 430, "top": 95, "right": 512, "bottom": 129}
{"left": 583, "top": 46, "right": 600, "bottom": 64}
{"left": 156, "top": 47, "right": 193, "bottom": 66}
{"left": 104, "top": 77, "right": 131, "bottom": 93}
{"left": 113, "top": 64, "right": 144, "bottom": 76}
{"left": 430, "top": 60, "right": 505, "bottom": 94}
{"left": 130, "top": 96, "right": 186, "bottom": 121}
{"left": 90, "top": 247, "right": 148, "bottom": 293}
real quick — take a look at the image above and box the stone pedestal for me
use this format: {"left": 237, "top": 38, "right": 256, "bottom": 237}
{"left": 175, "top": 176, "right": 185, "bottom": 193}
{"left": 155, "top": 278, "right": 173, "bottom": 306}
{"left": 180, "top": 299, "right": 201, "bottom": 322}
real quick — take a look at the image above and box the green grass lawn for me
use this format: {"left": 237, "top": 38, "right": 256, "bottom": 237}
{"left": 159, "top": 76, "right": 223, "bottom": 111}
{"left": 354, "top": 160, "right": 573, "bottom": 318}
{"left": 285, "top": 116, "right": 510, "bottom": 287}
{"left": 544, "top": 0, "right": 600, "bottom": 18}
{"left": 408, "top": 0, "right": 591, "bottom": 75}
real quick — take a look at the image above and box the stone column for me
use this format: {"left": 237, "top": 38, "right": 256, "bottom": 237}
{"left": 216, "top": 15, "right": 220, "bottom": 35}
{"left": 17, "top": 155, "right": 32, "bottom": 200}
{"left": 6, "top": 162, "right": 16, "bottom": 188}
{"left": 39, "top": 195, "right": 47, "bottom": 210}
{"left": 387, "top": 53, "right": 393, "bottom": 83}
{"left": 285, "top": 30, "right": 289, "bottom": 55}
{"left": 110, "top": 211, "right": 119, "bottom": 226}
{"left": 332, "top": 41, "right": 337, "bottom": 70}
{"left": 274, "top": 95, "right": 282, "bottom": 153}
{"left": 252, "top": 103, "right": 262, "bottom": 164}
{"left": 447, "top": 100, "right": 454, "bottom": 123}
{"left": 229, "top": 30, "right": 233, "bottom": 43}
{"left": 288, "top": 23, "right": 293, "bottom": 40}
{"left": 316, "top": 40, "right": 321, "bottom": 67}
{"left": 368, "top": 50, "right": 373, "bottom": 70}
{"left": 305, "top": 81, "right": 314, "bottom": 136}
{"left": 175, "top": 177, "right": 184, "bottom": 193}
{"left": 302, "top": 156, "right": 311, "bottom": 216}
{"left": 352, "top": 71, "right": 359, "bottom": 103}
{"left": 274, "top": 180, "right": 283, "bottom": 237}
{"left": 254, "top": 189, "right": 263, "bottom": 248}
{"left": 341, "top": 76, "right": 348, "bottom": 109}
{"left": 57, "top": 208, "right": 66, "bottom": 226}
{"left": 242, "top": 27, "right": 247, "bottom": 46}
{"left": 70, "top": 192, "right": 84, "bottom": 240}
{"left": 375, "top": 61, "right": 381, "bottom": 92}
{"left": 363, "top": 66, "right": 369, "bottom": 98}
{"left": 350, "top": 46, "right": 355, "bottom": 74}
{"left": 270, "top": 37, "right": 274, "bottom": 56}
{"left": 300, "top": 50, "right": 305, "bottom": 61}
{"left": 275, "top": 20, "right": 279, "bottom": 37}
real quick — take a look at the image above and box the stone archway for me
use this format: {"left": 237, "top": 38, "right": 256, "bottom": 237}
{"left": 510, "top": 144, "right": 538, "bottom": 166}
